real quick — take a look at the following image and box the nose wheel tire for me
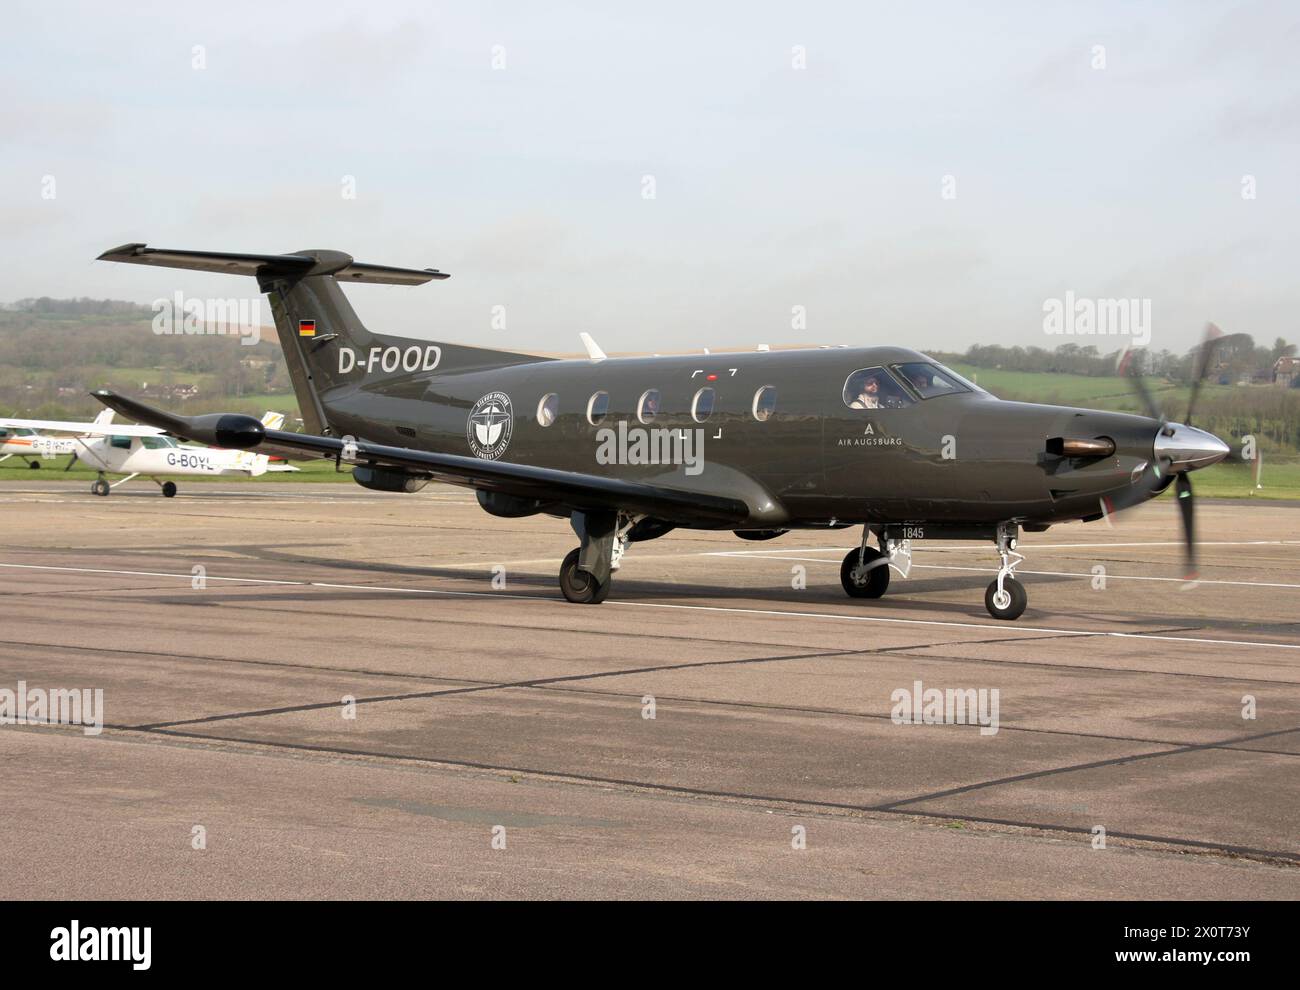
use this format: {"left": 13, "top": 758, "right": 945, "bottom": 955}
{"left": 90, "top": 480, "right": 110, "bottom": 497}
{"left": 985, "top": 577, "right": 1027, "bottom": 620}
{"left": 559, "top": 548, "right": 611, "bottom": 604}
{"left": 841, "top": 547, "right": 890, "bottom": 599}
{"left": 161, "top": 482, "right": 178, "bottom": 498}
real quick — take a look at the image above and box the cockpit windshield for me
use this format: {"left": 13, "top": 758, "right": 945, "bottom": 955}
{"left": 842, "top": 367, "right": 915, "bottom": 409}
{"left": 141, "top": 435, "right": 179, "bottom": 449}
{"left": 891, "top": 362, "right": 979, "bottom": 399}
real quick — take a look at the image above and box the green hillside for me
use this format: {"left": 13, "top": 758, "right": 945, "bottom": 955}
{"left": 0, "top": 298, "right": 296, "bottom": 422}
{"left": 948, "top": 364, "right": 1230, "bottom": 414}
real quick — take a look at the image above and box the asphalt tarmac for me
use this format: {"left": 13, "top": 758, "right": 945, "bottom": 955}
{"left": 1, "top": 480, "right": 1296, "bottom": 898}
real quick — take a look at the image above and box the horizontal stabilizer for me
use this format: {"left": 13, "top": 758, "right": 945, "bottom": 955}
{"left": 97, "top": 243, "right": 449, "bottom": 285}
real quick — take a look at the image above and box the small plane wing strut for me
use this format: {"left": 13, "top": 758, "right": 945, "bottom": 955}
{"left": 0, "top": 416, "right": 162, "bottom": 437}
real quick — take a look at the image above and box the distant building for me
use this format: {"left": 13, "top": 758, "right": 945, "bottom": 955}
{"left": 139, "top": 382, "right": 199, "bottom": 401}
{"left": 1274, "top": 356, "right": 1300, "bottom": 387}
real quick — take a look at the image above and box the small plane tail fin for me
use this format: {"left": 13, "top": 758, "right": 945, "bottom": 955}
{"left": 260, "top": 411, "right": 286, "bottom": 431}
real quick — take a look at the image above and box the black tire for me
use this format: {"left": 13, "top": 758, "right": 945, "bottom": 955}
{"left": 162, "top": 482, "right": 178, "bottom": 498}
{"left": 559, "top": 548, "right": 611, "bottom": 604}
{"left": 840, "top": 547, "right": 890, "bottom": 599}
{"left": 29, "top": 461, "right": 40, "bottom": 469}
{"left": 91, "top": 480, "right": 110, "bottom": 497}
{"left": 984, "top": 577, "right": 1027, "bottom": 620}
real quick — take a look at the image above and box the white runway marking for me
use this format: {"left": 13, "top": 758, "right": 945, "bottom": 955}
{"left": 606, "top": 600, "right": 1300, "bottom": 652}
{"left": 0, "top": 561, "right": 300, "bottom": 586}
{"left": 712, "top": 553, "right": 1300, "bottom": 591}
{"left": 714, "top": 540, "right": 1298, "bottom": 554}
{"left": 2, "top": 559, "right": 1298, "bottom": 652}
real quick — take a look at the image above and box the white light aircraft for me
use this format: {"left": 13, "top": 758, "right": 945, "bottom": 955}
{"left": 0, "top": 410, "right": 296, "bottom": 496}
{"left": 0, "top": 409, "right": 117, "bottom": 467}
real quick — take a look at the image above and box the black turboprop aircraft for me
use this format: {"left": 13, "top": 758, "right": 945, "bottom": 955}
{"left": 93, "top": 243, "right": 1230, "bottom": 620}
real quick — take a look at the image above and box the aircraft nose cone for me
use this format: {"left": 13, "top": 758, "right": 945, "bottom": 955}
{"left": 1153, "top": 422, "right": 1230, "bottom": 473}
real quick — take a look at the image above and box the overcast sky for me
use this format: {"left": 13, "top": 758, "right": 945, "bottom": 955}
{"left": 2, "top": 1, "right": 1297, "bottom": 356}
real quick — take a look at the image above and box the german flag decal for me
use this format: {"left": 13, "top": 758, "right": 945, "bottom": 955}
{"left": 298, "top": 319, "right": 316, "bottom": 337}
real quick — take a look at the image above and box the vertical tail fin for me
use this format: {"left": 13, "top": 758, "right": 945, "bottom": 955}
{"left": 97, "top": 244, "right": 547, "bottom": 438}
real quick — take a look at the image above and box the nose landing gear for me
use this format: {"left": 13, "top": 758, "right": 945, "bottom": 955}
{"left": 837, "top": 522, "right": 1030, "bottom": 620}
{"left": 985, "top": 524, "right": 1027, "bottom": 620}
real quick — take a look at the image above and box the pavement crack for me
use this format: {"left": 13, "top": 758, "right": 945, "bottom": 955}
{"left": 125, "top": 645, "right": 873, "bottom": 730}
{"left": 873, "top": 724, "right": 1300, "bottom": 812}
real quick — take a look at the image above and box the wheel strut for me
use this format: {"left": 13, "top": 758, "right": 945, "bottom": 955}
{"left": 560, "top": 510, "right": 638, "bottom": 604}
{"left": 985, "top": 523, "right": 1027, "bottom": 620}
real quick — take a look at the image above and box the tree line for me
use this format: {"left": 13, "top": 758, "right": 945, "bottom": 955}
{"left": 934, "top": 337, "right": 1297, "bottom": 384}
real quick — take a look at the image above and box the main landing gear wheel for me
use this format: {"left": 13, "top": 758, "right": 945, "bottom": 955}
{"left": 841, "top": 547, "right": 890, "bottom": 599}
{"left": 91, "top": 479, "right": 110, "bottom": 497}
{"left": 985, "top": 577, "right": 1027, "bottom": 621}
{"left": 161, "top": 482, "right": 178, "bottom": 498}
{"left": 28, "top": 461, "right": 40, "bottom": 469}
{"left": 559, "top": 548, "right": 611, "bottom": 604}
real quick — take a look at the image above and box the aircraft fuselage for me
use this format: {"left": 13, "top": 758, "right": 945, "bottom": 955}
{"left": 315, "top": 343, "right": 1164, "bottom": 530}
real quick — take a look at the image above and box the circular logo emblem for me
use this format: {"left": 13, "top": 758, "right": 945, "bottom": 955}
{"left": 467, "top": 392, "right": 514, "bottom": 459}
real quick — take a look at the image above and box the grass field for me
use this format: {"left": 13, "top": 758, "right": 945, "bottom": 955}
{"left": 0, "top": 455, "right": 348, "bottom": 485}
{"left": 1176, "top": 459, "right": 1300, "bottom": 500}
{"left": 4, "top": 452, "right": 1295, "bottom": 500}
{"left": 948, "top": 363, "right": 1236, "bottom": 415}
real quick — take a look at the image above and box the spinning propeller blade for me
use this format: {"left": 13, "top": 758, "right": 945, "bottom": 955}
{"left": 1185, "top": 322, "right": 1224, "bottom": 426}
{"left": 1116, "top": 323, "right": 1234, "bottom": 585}
{"left": 1175, "top": 472, "right": 1196, "bottom": 580}
{"left": 1118, "top": 347, "right": 1164, "bottom": 422}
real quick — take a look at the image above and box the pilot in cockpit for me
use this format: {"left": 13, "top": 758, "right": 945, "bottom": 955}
{"left": 848, "top": 373, "right": 882, "bottom": 409}
{"left": 847, "top": 369, "right": 910, "bottom": 409}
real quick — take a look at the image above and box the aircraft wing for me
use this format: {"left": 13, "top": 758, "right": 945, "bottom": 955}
{"left": 251, "top": 439, "right": 329, "bottom": 463}
{"left": 0, "top": 417, "right": 163, "bottom": 437}
{"left": 92, "top": 390, "right": 751, "bottom": 526}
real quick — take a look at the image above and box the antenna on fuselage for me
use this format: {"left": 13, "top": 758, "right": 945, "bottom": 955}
{"left": 579, "top": 332, "right": 606, "bottom": 363}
